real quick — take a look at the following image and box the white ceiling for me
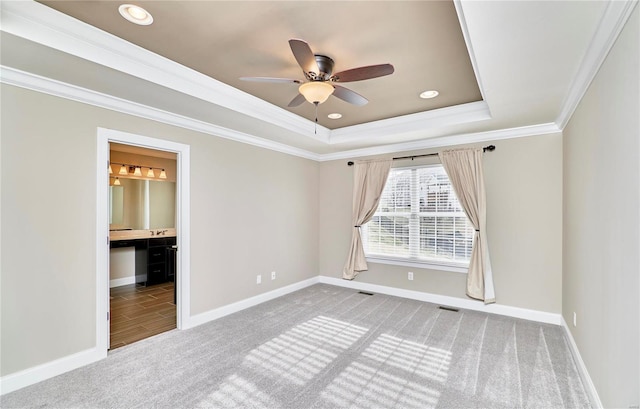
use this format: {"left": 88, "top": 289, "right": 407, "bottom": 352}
{"left": 1, "top": 1, "right": 635, "bottom": 160}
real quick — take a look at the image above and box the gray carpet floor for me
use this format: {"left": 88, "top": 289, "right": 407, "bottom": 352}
{"left": 1, "top": 284, "right": 590, "bottom": 408}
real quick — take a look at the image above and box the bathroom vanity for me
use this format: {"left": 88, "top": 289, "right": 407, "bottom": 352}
{"left": 110, "top": 230, "right": 176, "bottom": 286}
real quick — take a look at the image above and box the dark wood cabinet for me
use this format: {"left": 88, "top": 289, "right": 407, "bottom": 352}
{"left": 146, "top": 237, "right": 176, "bottom": 285}
{"left": 110, "top": 236, "right": 176, "bottom": 286}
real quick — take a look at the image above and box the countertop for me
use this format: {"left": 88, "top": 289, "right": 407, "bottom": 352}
{"left": 110, "top": 228, "right": 176, "bottom": 241}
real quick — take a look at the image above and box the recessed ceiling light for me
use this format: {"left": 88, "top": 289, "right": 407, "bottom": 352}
{"left": 419, "top": 90, "right": 439, "bottom": 99}
{"left": 119, "top": 4, "right": 153, "bottom": 25}
{"left": 328, "top": 113, "right": 342, "bottom": 119}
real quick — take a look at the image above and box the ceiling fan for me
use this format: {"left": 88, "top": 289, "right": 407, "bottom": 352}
{"left": 240, "top": 39, "right": 394, "bottom": 108}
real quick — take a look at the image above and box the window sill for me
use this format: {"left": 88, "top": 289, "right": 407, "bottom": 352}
{"left": 365, "top": 256, "right": 468, "bottom": 274}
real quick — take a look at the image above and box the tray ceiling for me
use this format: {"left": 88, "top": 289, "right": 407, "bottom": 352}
{"left": 1, "top": 0, "right": 630, "bottom": 157}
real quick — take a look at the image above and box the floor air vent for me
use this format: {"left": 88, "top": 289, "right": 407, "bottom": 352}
{"left": 358, "top": 291, "right": 374, "bottom": 296}
{"left": 438, "top": 306, "right": 459, "bottom": 312}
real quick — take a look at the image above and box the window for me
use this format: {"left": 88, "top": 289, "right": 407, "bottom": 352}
{"left": 362, "top": 165, "right": 474, "bottom": 269}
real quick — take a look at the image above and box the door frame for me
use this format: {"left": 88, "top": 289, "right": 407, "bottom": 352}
{"left": 96, "top": 127, "right": 190, "bottom": 353}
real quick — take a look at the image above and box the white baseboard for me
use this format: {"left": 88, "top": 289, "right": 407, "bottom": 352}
{"left": 0, "top": 277, "right": 319, "bottom": 396}
{"left": 184, "top": 276, "right": 320, "bottom": 329}
{"left": 318, "top": 276, "right": 562, "bottom": 325}
{"left": 0, "top": 277, "right": 319, "bottom": 395}
{"left": 109, "top": 276, "right": 136, "bottom": 288}
{"left": 1, "top": 274, "right": 565, "bottom": 396}
{"left": 0, "top": 347, "right": 106, "bottom": 396}
{"left": 561, "top": 317, "right": 602, "bottom": 408}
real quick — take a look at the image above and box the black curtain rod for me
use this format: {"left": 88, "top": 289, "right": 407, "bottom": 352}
{"left": 347, "top": 145, "right": 496, "bottom": 166}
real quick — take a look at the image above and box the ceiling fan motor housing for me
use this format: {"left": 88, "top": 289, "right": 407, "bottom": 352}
{"left": 308, "top": 55, "right": 335, "bottom": 81}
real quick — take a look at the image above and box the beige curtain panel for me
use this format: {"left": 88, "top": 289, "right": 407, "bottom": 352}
{"left": 439, "top": 148, "right": 496, "bottom": 304}
{"left": 343, "top": 158, "right": 393, "bottom": 280}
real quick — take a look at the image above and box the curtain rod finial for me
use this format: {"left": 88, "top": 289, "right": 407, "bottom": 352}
{"left": 483, "top": 145, "right": 496, "bottom": 152}
{"left": 347, "top": 161, "right": 354, "bottom": 166}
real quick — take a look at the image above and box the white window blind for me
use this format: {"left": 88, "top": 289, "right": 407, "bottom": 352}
{"left": 362, "top": 165, "right": 474, "bottom": 267}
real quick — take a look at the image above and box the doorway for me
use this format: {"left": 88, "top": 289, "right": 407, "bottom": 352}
{"left": 97, "top": 128, "right": 191, "bottom": 354}
{"left": 108, "top": 143, "right": 178, "bottom": 349}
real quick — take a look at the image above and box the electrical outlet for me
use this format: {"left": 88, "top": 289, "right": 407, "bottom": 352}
{"left": 257, "top": 275, "right": 261, "bottom": 284}
{"left": 271, "top": 271, "right": 276, "bottom": 280}
{"left": 408, "top": 271, "right": 414, "bottom": 281}
{"left": 573, "top": 312, "right": 577, "bottom": 327}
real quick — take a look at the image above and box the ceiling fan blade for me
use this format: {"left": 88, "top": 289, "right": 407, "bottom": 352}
{"left": 287, "top": 93, "right": 307, "bottom": 107}
{"left": 332, "top": 64, "right": 394, "bottom": 82}
{"left": 240, "top": 77, "right": 301, "bottom": 84}
{"left": 332, "top": 85, "right": 368, "bottom": 106}
{"left": 289, "top": 39, "right": 319, "bottom": 76}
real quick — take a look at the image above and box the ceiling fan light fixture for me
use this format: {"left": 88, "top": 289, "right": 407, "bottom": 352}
{"left": 118, "top": 4, "right": 153, "bottom": 25}
{"left": 420, "top": 90, "right": 439, "bottom": 99}
{"left": 299, "top": 82, "right": 334, "bottom": 104}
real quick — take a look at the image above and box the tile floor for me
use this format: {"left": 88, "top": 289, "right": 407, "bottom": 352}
{"left": 109, "top": 282, "right": 176, "bottom": 349}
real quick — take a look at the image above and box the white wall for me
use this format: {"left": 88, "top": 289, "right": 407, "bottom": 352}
{"left": 562, "top": 6, "right": 639, "bottom": 408}
{"left": 109, "top": 248, "right": 135, "bottom": 283}
{"left": 319, "top": 133, "right": 563, "bottom": 314}
{"left": 0, "top": 84, "right": 319, "bottom": 376}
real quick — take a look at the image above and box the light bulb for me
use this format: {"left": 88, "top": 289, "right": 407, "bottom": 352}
{"left": 119, "top": 165, "right": 128, "bottom": 175}
{"left": 133, "top": 166, "right": 142, "bottom": 176}
{"left": 118, "top": 4, "right": 153, "bottom": 25}
{"left": 114, "top": 178, "right": 121, "bottom": 186}
{"left": 147, "top": 168, "right": 155, "bottom": 177}
{"left": 159, "top": 169, "right": 167, "bottom": 179}
{"left": 419, "top": 90, "right": 439, "bottom": 99}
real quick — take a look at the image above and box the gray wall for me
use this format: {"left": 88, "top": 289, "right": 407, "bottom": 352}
{"left": 319, "top": 133, "right": 563, "bottom": 313}
{"left": 0, "top": 84, "right": 319, "bottom": 376}
{"left": 562, "top": 6, "right": 639, "bottom": 408}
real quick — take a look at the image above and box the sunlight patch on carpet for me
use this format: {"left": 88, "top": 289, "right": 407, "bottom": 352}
{"left": 320, "top": 329, "right": 453, "bottom": 408}
{"left": 195, "top": 374, "right": 279, "bottom": 409}
{"left": 199, "top": 315, "right": 369, "bottom": 407}
{"left": 321, "top": 361, "right": 441, "bottom": 408}
{"left": 244, "top": 315, "right": 368, "bottom": 385}
{"left": 363, "top": 333, "right": 452, "bottom": 382}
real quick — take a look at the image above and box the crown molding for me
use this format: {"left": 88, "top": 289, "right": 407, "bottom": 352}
{"left": 1, "top": 0, "right": 496, "bottom": 145}
{"left": 556, "top": 0, "right": 638, "bottom": 129}
{"left": 0, "top": 65, "right": 322, "bottom": 162}
{"left": 318, "top": 122, "right": 561, "bottom": 162}
{"left": 2, "top": 0, "right": 633, "bottom": 152}
{"left": 3, "top": 65, "right": 562, "bottom": 163}
{"left": 0, "top": 0, "right": 331, "bottom": 144}
{"left": 329, "top": 100, "right": 491, "bottom": 145}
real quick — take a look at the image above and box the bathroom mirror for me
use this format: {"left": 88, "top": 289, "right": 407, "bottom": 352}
{"left": 109, "top": 186, "right": 125, "bottom": 226}
{"left": 109, "top": 179, "right": 176, "bottom": 230}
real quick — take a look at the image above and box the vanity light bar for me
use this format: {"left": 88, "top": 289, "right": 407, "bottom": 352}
{"left": 109, "top": 162, "right": 167, "bottom": 179}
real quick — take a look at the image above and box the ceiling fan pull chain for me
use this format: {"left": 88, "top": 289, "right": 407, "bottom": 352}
{"left": 314, "top": 101, "right": 319, "bottom": 134}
